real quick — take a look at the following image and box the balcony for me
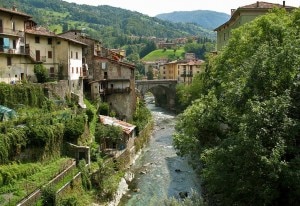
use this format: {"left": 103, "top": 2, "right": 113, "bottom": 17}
{"left": 79, "top": 65, "right": 88, "bottom": 79}
{"left": 100, "top": 87, "right": 131, "bottom": 95}
{"left": 0, "top": 28, "right": 24, "bottom": 37}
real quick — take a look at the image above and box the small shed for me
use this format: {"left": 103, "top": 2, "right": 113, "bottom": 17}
{"left": 0, "top": 105, "right": 17, "bottom": 121}
{"left": 99, "top": 115, "right": 136, "bottom": 156}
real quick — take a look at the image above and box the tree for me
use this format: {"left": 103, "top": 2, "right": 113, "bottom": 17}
{"left": 174, "top": 8, "right": 300, "bottom": 205}
{"left": 34, "top": 64, "right": 48, "bottom": 83}
{"left": 146, "top": 67, "right": 154, "bottom": 80}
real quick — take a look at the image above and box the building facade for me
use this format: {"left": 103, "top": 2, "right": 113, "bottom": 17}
{"left": 214, "top": 1, "right": 295, "bottom": 51}
{"left": 0, "top": 7, "right": 31, "bottom": 84}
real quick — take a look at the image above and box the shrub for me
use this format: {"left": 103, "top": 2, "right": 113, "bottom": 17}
{"left": 34, "top": 64, "right": 48, "bottom": 83}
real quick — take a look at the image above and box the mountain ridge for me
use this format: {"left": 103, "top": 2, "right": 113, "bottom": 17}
{"left": 156, "top": 10, "right": 230, "bottom": 30}
{"left": 0, "top": 0, "right": 219, "bottom": 48}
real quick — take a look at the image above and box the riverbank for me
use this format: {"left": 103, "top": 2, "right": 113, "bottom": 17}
{"left": 100, "top": 120, "right": 154, "bottom": 206}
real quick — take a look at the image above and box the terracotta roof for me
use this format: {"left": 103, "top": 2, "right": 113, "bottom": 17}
{"left": 187, "top": 60, "right": 205, "bottom": 66}
{"left": 241, "top": 1, "right": 294, "bottom": 9}
{"left": 0, "top": 7, "right": 31, "bottom": 18}
{"left": 58, "top": 36, "right": 88, "bottom": 46}
{"left": 94, "top": 56, "right": 135, "bottom": 69}
{"left": 26, "top": 27, "right": 56, "bottom": 37}
{"left": 99, "top": 115, "right": 136, "bottom": 135}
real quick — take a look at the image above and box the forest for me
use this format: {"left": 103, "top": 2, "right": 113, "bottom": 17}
{"left": 175, "top": 8, "right": 300, "bottom": 205}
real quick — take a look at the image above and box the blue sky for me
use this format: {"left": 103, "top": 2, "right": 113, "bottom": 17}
{"left": 64, "top": 0, "right": 299, "bottom": 16}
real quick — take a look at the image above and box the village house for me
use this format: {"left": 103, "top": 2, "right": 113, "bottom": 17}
{"left": 25, "top": 22, "right": 58, "bottom": 81}
{"left": 0, "top": 6, "right": 88, "bottom": 108}
{"left": 25, "top": 25, "right": 88, "bottom": 108}
{"left": 158, "top": 56, "right": 205, "bottom": 84}
{"left": 0, "top": 6, "right": 32, "bottom": 84}
{"left": 214, "top": 1, "right": 295, "bottom": 51}
{"left": 177, "top": 59, "right": 205, "bottom": 84}
{"left": 59, "top": 30, "right": 136, "bottom": 120}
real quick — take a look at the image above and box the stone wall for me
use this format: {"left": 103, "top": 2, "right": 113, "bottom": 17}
{"left": 107, "top": 91, "right": 136, "bottom": 121}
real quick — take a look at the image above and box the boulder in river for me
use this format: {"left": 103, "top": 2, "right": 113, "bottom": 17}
{"left": 179, "top": 191, "right": 189, "bottom": 199}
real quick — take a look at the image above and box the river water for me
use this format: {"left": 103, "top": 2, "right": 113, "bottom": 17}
{"left": 119, "top": 100, "right": 201, "bottom": 206}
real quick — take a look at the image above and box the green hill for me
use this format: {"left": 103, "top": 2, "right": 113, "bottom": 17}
{"left": 156, "top": 10, "right": 230, "bottom": 30}
{"left": 142, "top": 48, "right": 185, "bottom": 62}
{"left": 0, "top": 0, "right": 216, "bottom": 48}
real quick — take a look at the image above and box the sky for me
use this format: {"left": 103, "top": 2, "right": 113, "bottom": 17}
{"left": 63, "top": 0, "right": 300, "bottom": 16}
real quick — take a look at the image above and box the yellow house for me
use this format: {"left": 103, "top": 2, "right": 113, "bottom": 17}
{"left": 214, "top": 1, "right": 295, "bottom": 51}
{"left": 177, "top": 60, "right": 205, "bottom": 84}
{"left": 25, "top": 24, "right": 58, "bottom": 81}
{"left": 0, "top": 6, "right": 31, "bottom": 84}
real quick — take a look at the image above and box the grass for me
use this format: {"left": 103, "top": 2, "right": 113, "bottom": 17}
{"left": 142, "top": 48, "right": 185, "bottom": 61}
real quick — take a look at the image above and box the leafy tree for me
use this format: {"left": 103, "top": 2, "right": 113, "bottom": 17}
{"left": 140, "top": 41, "right": 157, "bottom": 58}
{"left": 174, "top": 8, "right": 300, "bottom": 205}
{"left": 146, "top": 67, "right": 154, "bottom": 80}
{"left": 34, "top": 64, "right": 48, "bottom": 83}
{"left": 64, "top": 115, "right": 85, "bottom": 142}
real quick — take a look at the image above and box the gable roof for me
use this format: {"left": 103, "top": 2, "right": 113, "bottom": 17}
{"left": 99, "top": 115, "right": 136, "bottom": 135}
{"left": 214, "top": 1, "right": 296, "bottom": 31}
{"left": 0, "top": 7, "right": 32, "bottom": 18}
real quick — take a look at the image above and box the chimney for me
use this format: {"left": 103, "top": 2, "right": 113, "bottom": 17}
{"left": 231, "top": 9, "right": 236, "bottom": 16}
{"left": 12, "top": 4, "right": 17, "bottom": 11}
{"left": 283, "top": 1, "right": 285, "bottom": 7}
{"left": 256, "top": 1, "right": 259, "bottom": 7}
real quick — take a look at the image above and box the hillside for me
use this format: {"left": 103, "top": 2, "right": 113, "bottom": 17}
{"left": 156, "top": 10, "right": 230, "bottom": 30}
{"left": 0, "top": 0, "right": 216, "bottom": 48}
{"left": 142, "top": 48, "right": 185, "bottom": 62}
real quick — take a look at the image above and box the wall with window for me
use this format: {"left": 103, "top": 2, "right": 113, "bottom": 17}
{"left": 0, "top": 55, "right": 32, "bottom": 84}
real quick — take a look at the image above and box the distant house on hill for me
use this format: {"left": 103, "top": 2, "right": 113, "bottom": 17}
{"left": 214, "top": 1, "right": 296, "bottom": 51}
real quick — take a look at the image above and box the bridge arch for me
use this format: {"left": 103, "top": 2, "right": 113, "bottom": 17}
{"left": 135, "top": 80, "right": 177, "bottom": 110}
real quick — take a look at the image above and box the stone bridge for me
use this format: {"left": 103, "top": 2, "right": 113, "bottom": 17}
{"left": 135, "top": 79, "right": 178, "bottom": 110}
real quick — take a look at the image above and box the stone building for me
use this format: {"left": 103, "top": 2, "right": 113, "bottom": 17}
{"left": 59, "top": 30, "right": 136, "bottom": 120}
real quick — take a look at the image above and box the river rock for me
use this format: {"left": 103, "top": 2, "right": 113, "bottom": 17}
{"left": 179, "top": 191, "right": 188, "bottom": 199}
{"left": 133, "top": 188, "right": 140, "bottom": 192}
{"left": 124, "top": 171, "right": 134, "bottom": 182}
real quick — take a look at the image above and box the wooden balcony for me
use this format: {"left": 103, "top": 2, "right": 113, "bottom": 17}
{"left": 100, "top": 87, "right": 131, "bottom": 95}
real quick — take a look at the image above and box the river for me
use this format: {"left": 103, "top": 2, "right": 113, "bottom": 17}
{"left": 119, "top": 99, "right": 201, "bottom": 205}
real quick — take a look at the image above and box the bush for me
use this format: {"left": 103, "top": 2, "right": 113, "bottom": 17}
{"left": 64, "top": 115, "right": 85, "bottom": 142}
{"left": 41, "top": 186, "right": 56, "bottom": 206}
{"left": 34, "top": 64, "right": 49, "bottom": 83}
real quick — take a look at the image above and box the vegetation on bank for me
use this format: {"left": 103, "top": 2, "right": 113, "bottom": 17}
{"left": 174, "top": 8, "right": 300, "bottom": 205}
{"left": 0, "top": 81, "right": 153, "bottom": 205}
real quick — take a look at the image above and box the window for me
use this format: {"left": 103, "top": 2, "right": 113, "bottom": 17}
{"left": 76, "top": 52, "right": 78, "bottom": 59}
{"left": 223, "top": 33, "right": 226, "bottom": 41}
{"left": 35, "top": 36, "right": 40, "bottom": 43}
{"left": 7, "top": 57, "right": 12, "bottom": 65}
{"left": 50, "top": 67, "right": 55, "bottom": 77}
{"left": 48, "top": 51, "right": 52, "bottom": 58}
{"left": 76, "top": 67, "right": 78, "bottom": 74}
{"left": 72, "top": 67, "right": 74, "bottom": 73}
{"left": 36, "top": 50, "right": 40, "bottom": 61}
{"left": 13, "top": 40, "right": 16, "bottom": 49}
{"left": 71, "top": 51, "right": 73, "bottom": 58}
{"left": 48, "top": 38, "right": 52, "bottom": 45}
{"left": 12, "top": 21, "right": 15, "bottom": 31}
